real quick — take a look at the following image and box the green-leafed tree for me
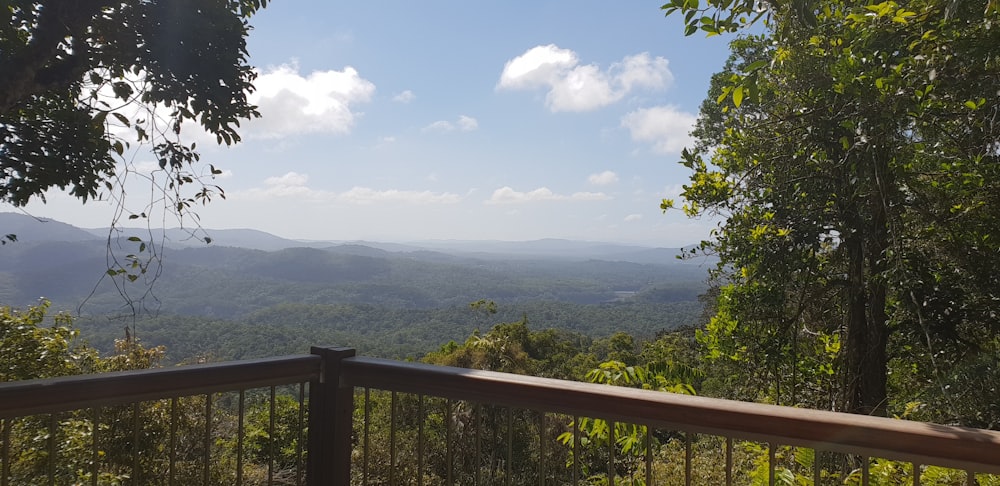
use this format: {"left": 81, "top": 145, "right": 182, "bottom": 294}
{"left": 2, "top": 0, "right": 268, "bottom": 291}
{"left": 1, "top": 300, "right": 97, "bottom": 380}
{"left": 1, "top": 0, "right": 264, "bottom": 206}
{"left": 669, "top": 0, "right": 1000, "bottom": 419}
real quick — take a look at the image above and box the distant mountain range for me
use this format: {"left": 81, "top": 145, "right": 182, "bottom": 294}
{"left": 1, "top": 212, "right": 713, "bottom": 360}
{"left": 0, "top": 212, "right": 712, "bottom": 320}
{"left": 0, "top": 212, "right": 701, "bottom": 264}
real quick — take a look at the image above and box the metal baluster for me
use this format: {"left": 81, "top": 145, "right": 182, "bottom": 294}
{"left": 814, "top": 450, "right": 821, "bottom": 486}
{"left": 768, "top": 443, "right": 776, "bottom": 486}
{"left": 296, "top": 383, "right": 305, "bottom": 486}
{"left": 685, "top": 432, "right": 692, "bottom": 486}
{"left": 169, "top": 398, "right": 178, "bottom": 486}
{"left": 91, "top": 407, "right": 100, "bottom": 486}
{"left": 912, "top": 463, "right": 919, "bottom": 486}
{"left": 726, "top": 437, "right": 734, "bottom": 486}
{"left": 418, "top": 395, "right": 424, "bottom": 486}
{"left": 506, "top": 407, "right": 512, "bottom": 486}
{"left": 475, "top": 404, "right": 481, "bottom": 486}
{"left": 390, "top": 391, "right": 397, "bottom": 486}
{"left": 645, "top": 424, "right": 652, "bottom": 486}
{"left": 447, "top": 399, "right": 454, "bottom": 486}
{"left": 132, "top": 403, "right": 140, "bottom": 485}
{"left": 237, "top": 390, "right": 245, "bottom": 486}
{"left": 363, "top": 388, "right": 370, "bottom": 486}
{"left": 538, "top": 411, "right": 545, "bottom": 486}
{"left": 608, "top": 420, "right": 615, "bottom": 485}
{"left": 204, "top": 394, "right": 213, "bottom": 486}
{"left": 967, "top": 471, "right": 976, "bottom": 486}
{"left": 269, "top": 386, "right": 276, "bottom": 486}
{"left": 1, "top": 418, "right": 9, "bottom": 486}
{"left": 48, "top": 414, "right": 56, "bottom": 486}
{"left": 572, "top": 417, "right": 580, "bottom": 486}
{"left": 861, "top": 456, "right": 869, "bottom": 486}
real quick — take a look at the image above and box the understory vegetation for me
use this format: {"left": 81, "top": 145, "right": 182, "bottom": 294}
{"left": 4, "top": 300, "right": 999, "bottom": 485}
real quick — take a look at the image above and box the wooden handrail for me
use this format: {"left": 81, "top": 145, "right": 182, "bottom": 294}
{"left": 0, "top": 355, "right": 321, "bottom": 418}
{"left": 3, "top": 349, "right": 1000, "bottom": 480}
{"left": 341, "top": 356, "right": 1000, "bottom": 474}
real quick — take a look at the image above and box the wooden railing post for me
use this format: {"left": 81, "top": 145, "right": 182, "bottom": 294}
{"left": 308, "top": 347, "right": 356, "bottom": 486}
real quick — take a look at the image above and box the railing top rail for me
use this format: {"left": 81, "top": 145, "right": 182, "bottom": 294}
{"left": 341, "top": 355, "right": 1000, "bottom": 474}
{"left": 0, "top": 354, "right": 321, "bottom": 418}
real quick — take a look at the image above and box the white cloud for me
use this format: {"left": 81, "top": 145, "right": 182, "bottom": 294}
{"left": 498, "top": 46, "right": 672, "bottom": 112}
{"left": 485, "top": 186, "right": 610, "bottom": 205}
{"left": 423, "top": 115, "right": 479, "bottom": 133}
{"left": 624, "top": 214, "right": 643, "bottom": 222}
{"left": 235, "top": 172, "right": 460, "bottom": 205}
{"left": 497, "top": 45, "right": 578, "bottom": 90}
{"left": 588, "top": 171, "right": 619, "bottom": 186}
{"left": 241, "top": 171, "right": 316, "bottom": 199}
{"left": 457, "top": 115, "right": 479, "bottom": 131}
{"left": 265, "top": 172, "right": 309, "bottom": 187}
{"left": 337, "top": 187, "right": 462, "bottom": 205}
{"left": 247, "top": 63, "right": 375, "bottom": 138}
{"left": 423, "top": 121, "right": 452, "bottom": 132}
{"left": 614, "top": 54, "right": 673, "bottom": 91}
{"left": 621, "top": 105, "right": 697, "bottom": 154}
{"left": 393, "top": 90, "right": 415, "bottom": 103}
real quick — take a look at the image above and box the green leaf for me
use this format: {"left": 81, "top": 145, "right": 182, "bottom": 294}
{"left": 732, "top": 85, "right": 744, "bottom": 108}
{"left": 112, "top": 112, "right": 130, "bottom": 126}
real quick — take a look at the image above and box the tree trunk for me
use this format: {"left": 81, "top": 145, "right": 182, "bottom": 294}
{"left": 842, "top": 157, "right": 892, "bottom": 416}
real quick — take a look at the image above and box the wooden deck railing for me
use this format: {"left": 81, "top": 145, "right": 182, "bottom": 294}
{"left": 3, "top": 346, "right": 1000, "bottom": 485}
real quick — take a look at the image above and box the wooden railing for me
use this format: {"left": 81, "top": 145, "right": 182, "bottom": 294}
{"left": 3, "top": 346, "right": 1000, "bottom": 485}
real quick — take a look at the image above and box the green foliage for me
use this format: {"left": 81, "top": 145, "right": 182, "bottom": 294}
{"left": 0, "top": 0, "right": 265, "bottom": 208}
{"left": 558, "top": 338, "right": 704, "bottom": 485}
{"left": 242, "top": 393, "right": 306, "bottom": 472}
{"left": 0, "top": 300, "right": 95, "bottom": 381}
{"left": 673, "top": 0, "right": 1000, "bottom": 421}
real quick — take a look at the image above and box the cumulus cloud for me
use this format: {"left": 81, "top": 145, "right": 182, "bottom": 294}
{"left": 247, "top": 63, "right": 375, "bottom": 138}
{"left": 237, "top": 172, "right": 461, "bottom": 204}
{"left": 245, "top": 171, "right": 317, "bottom": 198}
{"left": 588, "top": 171, "right": 619, "bottom": 186}
{"left": 485, "top": 186, "right": 610, "bottom": 205}
{"left": 624, "top": 214, "right": 643, "bottom": 222}
{"left": 621, "top": 105, "right": 697, "bottom": 154}
{"left": 423, "top": 115, "right": 479, "bottom": 133}
{"left": 497, "top": 45, "right": 673, "bottom": 112}
{"left": 457, "top": 115, "right": 479, "bottom": 131}
{"left": 337, "top": 187, "right": 462, "bottom": 205}
{"left": 393, "top": 90, "right": 415, "bottom": 103}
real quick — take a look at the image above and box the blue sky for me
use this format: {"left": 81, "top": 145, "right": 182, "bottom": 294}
{"left": 22, "top": 1, "right": 732, "bottom": 247}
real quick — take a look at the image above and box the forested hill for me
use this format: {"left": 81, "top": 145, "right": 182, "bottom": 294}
{"left": 0, "top": 213, "right": 709, "bottom": 361}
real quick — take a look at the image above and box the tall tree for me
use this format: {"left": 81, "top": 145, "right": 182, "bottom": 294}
{"left": 671, "top": 0, "right": 1000, "bottom": 417}
{"left": 1, "top": 0, "right": 265, "bottom": 227}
